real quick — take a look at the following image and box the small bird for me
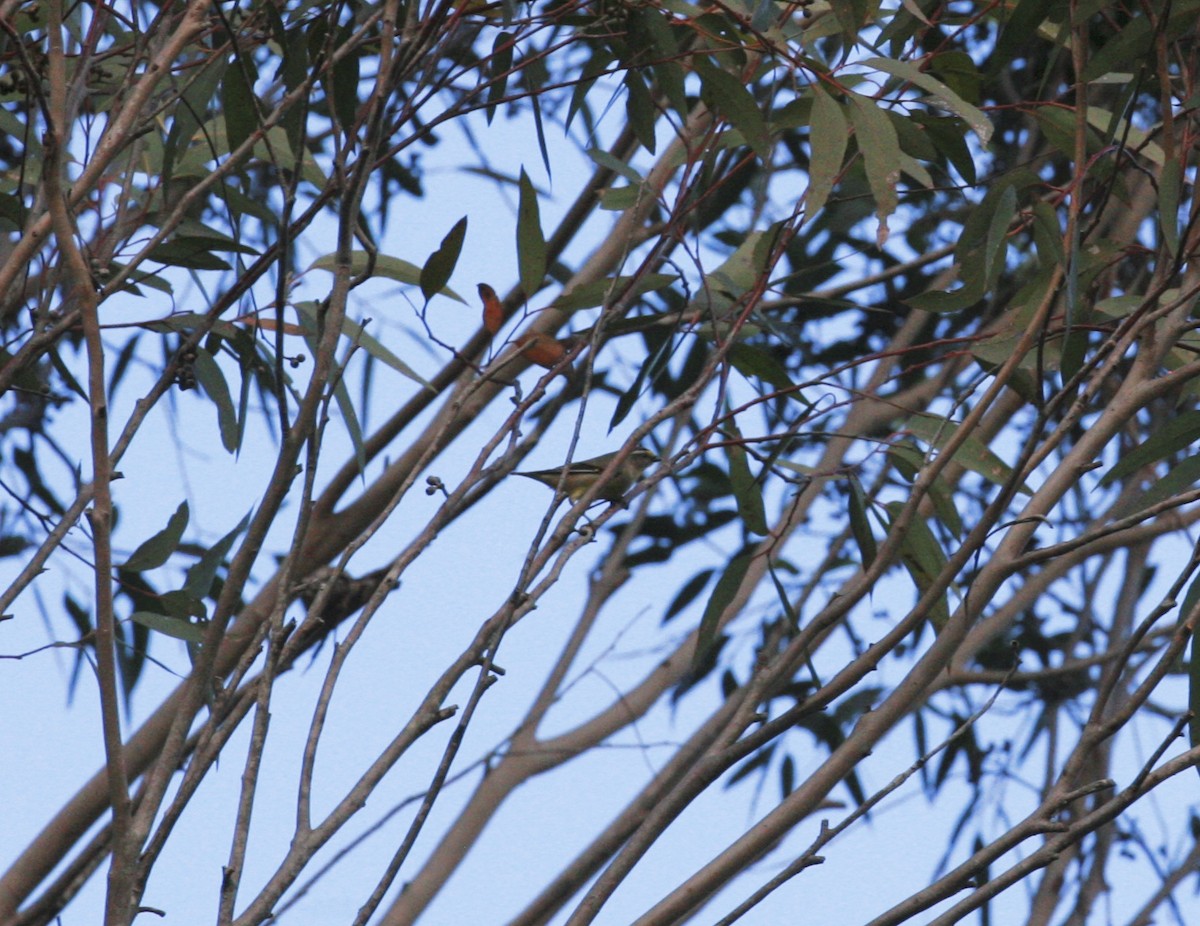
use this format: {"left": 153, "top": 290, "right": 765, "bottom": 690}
{"left": 514, "top": 447, "right": 660, "bottom": 503}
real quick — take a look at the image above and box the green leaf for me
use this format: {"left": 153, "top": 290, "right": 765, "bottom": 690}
{"left": 663, "top": 569, "right": 715, "bottom": 624}
{"left": 293, "top": 301, "right": 434, "bottom": 392}
{"left": 163, "top": 57, "right": 226, "bottom": 190}
{"left": 927, "top": 50, "right": 983, "bottom": 105}
{"left": 919, "top": 113, "right": 977, "bottom": 185}
{"left": 1159, "top": 159, "right": 1183, "bottom": 255}
{"left": 1085, "top": 106, "right": 1165, "bottom": 166}
{"left": 192, "top": 348, "right": 239, "bottom": 453}
{"left": 328, "top": 27, "right": 360, "bottom": 132}
{"left": 1109, "top": 455, "right": 1200, "bottom": 521}
{"left": 624, "top": 69, "right": 657, "bottom": 154}
{"left": 221, "top": 57, "right": 258, "bottom": 153}
{"left": 486, "top": 31, "right": 514, "bottom": 123}
{"left": 694, "top": 57, "right": 771, "bottom": 159}
{"left": 907, "top": 413, "right": 1032, "bottom": 493}
{"left": 332, "top": 358, "right": 367, "bottom": 479}
{"left": 587, "top": 147, "right": 644, "bottom": 185}
{"left": 885, "top": 501, "right": 950, "bottom": 631}
{"left": 307, "top": 251, "right": 466, "bottom": 303}
{"left": 847, "top": 475, "right": 877, "bottom": 568}
{"left": 552, "top": 273, "right": 676, "bottom": 312}
{"left": 727, "top": 343, "right": 799, "bottom": 396}
{"left": 183, "top": 511, "right": 250, "bottom": 598}
{"left": 147, "top": 237, "right": 232, "bottom": 271}
{"left": 1081, "top": 15, "right": 1151, "bottom": 83}
{"left": 124, "top": 501, "right": 189, "bottom": 572}
{"left": 862, "top": 56, "right": 993, "bottom": 145}
{"left": 130, "top": 610, "right": 207, "bottom": 644}
{"left": 1030, "top": 201, "right": 1065, "bottom": 267}
{"left": 1099, "top": 411, "right": 1200, "bottom": 487}
{"left": 807, "top": 85, "right": 848, "bottom": 221}
{"left": 694, "top": 551, "right": 754, "bottom": 671}
{"left": 599, "top": 185, "right": 641, "bottom": 211}
{"left": 990, "top": 0, "right": 1065, "bottom": 74}
{"left": 848, "top": 93, "right": 901, "bottom": 247}
{"left": 907, "top": 183, "right": 1017, "bottom": 313}
{"left": 530, "top": 87, "right": 552, "bottom": 179}
{"left": 1190, "top": 629, "right": 1200, "bottom": 777}
{"left": 726, "top": 430, "right": 768, "bottom": 536}
{"left": 566, "top": 50, "right": 613, "bottom": 134}
{"left": 420, "top": 216, "right": 468, "bottom": 304}
{"left": 517, "top": 168, "right": 547, "bottom": 298}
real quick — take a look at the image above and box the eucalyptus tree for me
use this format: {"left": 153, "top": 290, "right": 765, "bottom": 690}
{"left": 2, "top": 1, "right": 1200, "bottom": 925}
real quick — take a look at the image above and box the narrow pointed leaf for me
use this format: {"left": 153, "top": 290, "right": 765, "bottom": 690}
{"left": 124, "top": 502, "right": 189, "bottom": 572}
{"left": 693, "top": 551, "right": 754, "bottom": 671}
{"left": 192, "top": 349, "right": 239, "bottom": 453}
{"left": 807, "top": 85, "right": 848, "bottom": 220}
{"left": 308, "top": 252, "right": 466, "bottom": 303}
{"left": 907, "top": 413, "right": 1031, "bottom": 493}
{"left": 726, "top": 431, "right": 768, "bottom": 536}
{"left": 130, "top": 611, "right": 207, "bottom": 643}
{"left": 184, "top": 511, "right": 251, "bottom": 598}
{"left": 420, "top": 216, "right": 468, "bottom": 304}
{"left": 517, "top": 168, "right": 546, "bottom": 298}
{"left": 695, "top": 57, "right": 771, "bottom": 159}
{"left": 1099, "top": 411, "right": 1200, "bottom": 487}
{"left": 863, "top": 56, "right": 993, "bottom": 145}
{"left": 848, "top": 93, "right": 901, "bottom": 246}
{"left": 847, "top": 475, "right": 877, "bottom": 568}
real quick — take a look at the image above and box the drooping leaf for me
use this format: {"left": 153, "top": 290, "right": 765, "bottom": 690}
{"left": 163, "top": 57, "right": 227, "bottom": 190}
{"left": 124, "top": 501, "right": 189, "bottom": 572}
{"left": 694, "top": 57, "right": 771, "bottom": 159}
{"left": 1081, "top": 15, "right": 1151, "bottom": 84}
{"left": 221, "top": 56, "right": 258, "bottom": 153}
{"left": 1191, "top": 627, "right": 1200, "bottom": 778}
{"left": 847, "top": 475, "right": 877, "bottom": 569}
{"left": 726, "top": 428, "right": 768, "bottom": 536}
{"left": 989, "top": 0, "right": 1065, "bottom": 74}
{"left": 486, "top": 31, "right": 514, "bottom": 123}
{"left": 587, "top": 147, "right": 644, "bottom": 185}
{"left": 727, "top": 343, "right": 800, "bottom": 397}
{"left": 517, "top": 168, "right": 546, "bottom": 298}
{"left": 147, "top": 238, "right": 232, "bottom": 271}
{"left": 848, "top": 93, "right": 901, "bottom": 247}
{"left": 806, "top": 85, "right": 848, "bottom": 221}
{"left": 328, "top": 27, "right": 360, "bottom": 132}
{"left": 624, "top": 68, "right": 657, "bottom": 153}
{"left": 886, "top": 501, "right": 950, "bottom": 631}
{"left": 192, "top": 348, "right": 239, "bottom": 453}
{"left": 1159, "top": 159, "right": 1183, "bottom": 255}
{"left": 693, "top": 550, "right": 754, "bottom": 671}
{"left": 908, "top": 183, "right": 1017, "bottom": 313}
